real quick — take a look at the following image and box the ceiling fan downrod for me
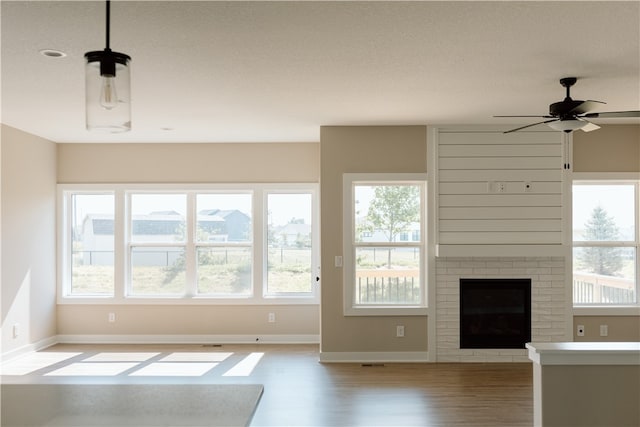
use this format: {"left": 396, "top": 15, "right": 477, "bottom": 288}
{"left": 559, "top": 77, "right": 577, "bottom": 101}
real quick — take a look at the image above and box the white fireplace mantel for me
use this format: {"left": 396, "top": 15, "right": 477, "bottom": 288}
{"left": 436, "top": 244, "right": 566, "bottom": 258}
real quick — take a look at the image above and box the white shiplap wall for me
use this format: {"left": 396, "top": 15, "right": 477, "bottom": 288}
{"left": 436, "top": 130, "right": 565, "bottom": 254}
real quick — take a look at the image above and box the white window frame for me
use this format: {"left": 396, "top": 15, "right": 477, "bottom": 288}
{"left": 58, "top": 183, "right": 319, "bottom": 305}
{"left": 342, "top": 173, "right": 428, "bottom": 316}
{"left": 571, "top": 173, "right": 640, "bottom": 315}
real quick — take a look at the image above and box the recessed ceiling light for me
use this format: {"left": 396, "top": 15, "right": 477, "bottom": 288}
{"left": 39, "top": 49, "right": 67, "bottom": 58}
{"left": 161, "top": 127, "right": 174, "bottom": 131}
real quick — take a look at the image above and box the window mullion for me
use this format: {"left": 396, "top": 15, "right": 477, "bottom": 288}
{"left": 114, "top": 189, "right": 125, "bottom": 300}
{"left": 124, "top": 191, "right": 133, "bottom": 297}
{"left": 185, "top": 192, "right": 197, "bottom": 297}
{"left": 254, "top": 189, "right": 264, "bottom": 300}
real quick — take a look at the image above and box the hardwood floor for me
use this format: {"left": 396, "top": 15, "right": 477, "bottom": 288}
{"left": 2, "top": 344, "right": 533, "bottom": 426}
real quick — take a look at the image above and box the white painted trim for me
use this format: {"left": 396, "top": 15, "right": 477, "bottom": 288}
{"left": 562, "top": 133, "right": 574, "bottom": 342}
{"left": 319, "top": 351, "right": 430, "bottom": 363}
{"left": 55, "top": 334, "right": 320, "bottom": 345}
{"left": 1, "top": 336, "right": 58, "bottom": 362}
{"left": 436, "top": 244, "right": 565, "bottom": 258}
{"left": 572, "top": 172, "right": 640, "bottom": 181}
{"left": 428, "top": 127, "right": 439, "bottom": 361}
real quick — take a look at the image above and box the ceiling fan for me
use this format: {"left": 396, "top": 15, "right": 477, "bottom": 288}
{"left": 495, "top": 77, "right": 640, "bottom": 133}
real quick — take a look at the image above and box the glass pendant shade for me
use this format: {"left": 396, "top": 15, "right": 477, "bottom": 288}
{"left": 85, "top": 49, "right": 131, "bottom": 132}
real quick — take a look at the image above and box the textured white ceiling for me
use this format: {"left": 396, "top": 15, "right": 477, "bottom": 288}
{"left": 2, "top": 1, "right": 639, "bottom": 143}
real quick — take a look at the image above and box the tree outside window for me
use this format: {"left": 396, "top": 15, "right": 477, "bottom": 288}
{"left": 573, "top": 183, "right": 637, "bottom": 305}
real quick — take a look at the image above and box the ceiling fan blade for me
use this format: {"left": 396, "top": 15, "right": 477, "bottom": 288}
{"left": 579, "top": 119, "right": 601, "bottom": 132}
{"left": 494, "top": 115, "right": 553, "bottom": 118}
{"left": 503, "top": 119, "right": 558, "bottom": 134}
{"left": 569, "top": 100, "right": 606, "bottom": 114}
{"left": 583, "top": 110, "right": 640, "bottom": 118}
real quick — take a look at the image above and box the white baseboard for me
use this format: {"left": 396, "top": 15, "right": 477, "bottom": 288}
{"left": 55, "top": 334, "right": 320, "bottom": 345}
{"left": 1, "top": 336, "right": 58, "bottom": 362}
{"left": 319, "top": 351, "right": 431, "bottom": 363}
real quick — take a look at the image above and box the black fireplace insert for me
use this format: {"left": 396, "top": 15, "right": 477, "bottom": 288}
{"left": 460, "top": 278, "right": 531, "bottom": 349}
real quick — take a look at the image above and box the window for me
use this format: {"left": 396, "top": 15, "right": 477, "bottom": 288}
{"left": 266, "top": 192, "right": 315, "bottom": 296}
{"left": 343, "top": 173, "right": 427, "bottom": 315}
{"left": 195, "top": 193, "right": 253, "bottom": 296}
{"left": 69, "top": 193, "right": 115, "bottom": 296}
{"left": 59, "top": 184, "right": 318, "bottom": 304}
{"left": 129, "top": 193, "right": 187, "bottom": 296}
{"left": 572, "top": 180, "right": 638, "bottom": 306}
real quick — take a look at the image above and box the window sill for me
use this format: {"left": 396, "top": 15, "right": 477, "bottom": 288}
{"left": 573, "top": 306, "right": 640, "bottom": 316}
{"left": 344, "top": 306, "right": 428, "bottom": 316}
{"left": 57, "top": 296, "right": 320, "bottom": 306}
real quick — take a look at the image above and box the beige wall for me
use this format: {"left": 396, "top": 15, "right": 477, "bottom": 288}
{"left": 1, "top": 125, "right": 57, "bottom": 354}
{"left": 573, "top": 124, "right": 640, "bottom": 172}
{"left": 57, "top": 142, "right": 319, "bottom": 183}
{"left": 573, "top": 316, "right": 640, "bottom": 342}
{"left": 58, "top": 304, "right": 316, "bottom": 337}
{"left": 319, "top": 126, "right": 429, "bottom": 354}
{"left": 56, "top": 142, "right": 320, "bottom": 339}
{"left": 540, "top": 365, "right": 639, "bottom": 426}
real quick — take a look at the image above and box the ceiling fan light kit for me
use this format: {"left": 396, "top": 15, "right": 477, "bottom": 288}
{"left": 85, "top": 0, "right": 131, "bottom": 133}
{"left": 495, "top": 77, "right": 640, "bottom": 134}
{"left": 547, "top": 118, "right": 589, "bottom": 132}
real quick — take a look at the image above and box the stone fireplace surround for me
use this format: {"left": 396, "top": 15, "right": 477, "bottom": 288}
{"left": 435, "top": 256, "right": 567, "bottom": 362}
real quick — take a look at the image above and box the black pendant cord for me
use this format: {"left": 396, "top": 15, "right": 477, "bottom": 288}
{"left": 105, "top": 0, "right": 111, "bottom": 50}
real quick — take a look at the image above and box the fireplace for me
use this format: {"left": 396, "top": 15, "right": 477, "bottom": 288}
{"left": 459, "top": 278, "right": 532, "bottom": 349}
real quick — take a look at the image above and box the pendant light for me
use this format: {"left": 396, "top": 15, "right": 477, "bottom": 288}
{"left": 85, "top": 0, "right": 131, "bottom": 132}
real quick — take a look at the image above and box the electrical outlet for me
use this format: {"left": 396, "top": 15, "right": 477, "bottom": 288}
{"left": 600, "top": 325, "right": 608, "bottom": 337}
{"left": 335, "top": 256, "right": 343, "bottom": 268}
{"left": 577, "top": 324, "right": 585, "bottom": 337}
{"left": 488, "top": 181, "right": 506, "bottom": 193}
{"left": 396, "top": 325, "right": 405, "bottom": 337}
{"left": 108, "top": 312, "right": 116, "bottom": 323}
{"left": 268, "top": 312, "right": 276, "bottom": 323}
{"left": 12, "top": 323, "right": 19, "bottom": 339}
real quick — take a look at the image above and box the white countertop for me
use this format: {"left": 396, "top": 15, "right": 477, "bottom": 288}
{"left": 526, "top": 342, "right": 640, "bottom": 365}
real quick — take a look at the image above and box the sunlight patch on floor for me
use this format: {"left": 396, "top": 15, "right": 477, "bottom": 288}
{"left": 160, "top": 352, "right": 233, "bottom": 362}
{"left": 129, "top": 362, "right": 218, "bottom": 377}
{"left": 223, "top": 352, "right": 264, "bottom": 377}
{"left": 1, "top": 352, "right": 82, "bottom": 376}
{"left": 84, "top": 352, "right": 160, "bottom": 362}
{"left": 45, "top": 362, "right": 139, "bottom": 376}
